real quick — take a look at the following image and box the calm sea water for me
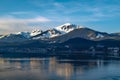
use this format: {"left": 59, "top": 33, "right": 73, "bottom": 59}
{"left": 0, "top": 57, "right": 120, "bottom": 80}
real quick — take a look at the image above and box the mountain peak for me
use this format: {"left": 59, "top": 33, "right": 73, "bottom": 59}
{"left": 30, "top": 29, "right": 43, "bottom": 37}
{"left": 55, "top": 23, "right": 85, "bottom": 34}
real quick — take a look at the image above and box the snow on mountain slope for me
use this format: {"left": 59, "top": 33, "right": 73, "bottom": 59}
{"left": 55, "top": 23, "right": 84, "bottom": 34}
{"left": 0, "top": 29, "right": 43, "bottom": 41}
{"left": 0, "top": 33, "right": 29, "bottom": 42}
{"left": 49, "top": 27, "right": 120, "bottom": 43}
{"left": 30, "top": 30, "right": 43, "bottom": 37}
{"left": 46, "top": 29, "right": 61, "bottom": 38}
{"left": 32, "top": 29, "right": 62, "bottom": 39}
{"left": 0, "top": 35, "right": 4, "bottom": 39}
{"left": 0, "top": 32, "right": 30, "bottom": 39}
{"left": 16, "top": 32, "right": 30, "bottom": 38}
{"left": 96, "top": 33, "right": 104, "bottom": 38}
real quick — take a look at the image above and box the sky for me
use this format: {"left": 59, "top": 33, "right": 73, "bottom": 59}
{"left": 0, "top": 0, "right": 120, "bottom": 34}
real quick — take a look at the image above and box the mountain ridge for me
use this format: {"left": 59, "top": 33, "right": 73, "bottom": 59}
{"left": 0, "top": 23, "right": 120, "bottom": 43}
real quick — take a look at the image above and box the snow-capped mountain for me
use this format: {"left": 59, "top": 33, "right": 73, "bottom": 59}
{"left": 31, "top": 29, "right": 61, "bottom": 39}
{"left": 48, "top": 24, "right": 120, "bottom": 42}
{"left": 55, "top": 23, "right": 83, "bottom": 34}
{"left": 0, "top": 30, "right": 43, "bottom": 42}
{"left": 0, "top": 23, "right": 86, "bottom": 41}
{"left": 30, "top": 29, "right": 43, "bottom": 37}
{"left": 32, "top": 23, "right": 83, "bottom": 39}
{"left": 15, "top": 32, "right": 31, "bottom": 38}
{"left": 0, "top": 33, "right": 29, "bottom": 42}
{"left": 0, "top": 23, "right": 120, "bottom": 42}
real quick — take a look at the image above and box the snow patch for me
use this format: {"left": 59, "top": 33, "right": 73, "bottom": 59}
{"left": 55, "top": 23, "right": 85, "bottom": 35}
{"left": 16, "top": 32, "right": 30, "bottom": 38}
{"left": 96, "top": 33, "right": 104, "bottom": 38}
{"left": 30, "top": 29, "right": 42, "bottom": 36}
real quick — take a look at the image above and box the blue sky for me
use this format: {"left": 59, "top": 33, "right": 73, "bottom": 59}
{"left": 0, "top": 0, "right": 120, "bottom": 34}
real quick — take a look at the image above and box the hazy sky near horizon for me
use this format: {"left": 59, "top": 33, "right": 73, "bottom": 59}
{"left": 0, "top": 0, "right": 120, "bottom": 34}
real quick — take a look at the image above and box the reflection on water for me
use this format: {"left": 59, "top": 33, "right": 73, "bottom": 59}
{"left": 0, "top": 57, "right": 120, "bottom": 80}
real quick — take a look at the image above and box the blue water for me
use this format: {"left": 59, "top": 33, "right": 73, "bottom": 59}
{"left": 0, "top": 57, "right": 120, "bottom": 80}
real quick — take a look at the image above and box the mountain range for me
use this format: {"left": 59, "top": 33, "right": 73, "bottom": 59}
{"left": 0, "top": 23, "right": 120, "bottom": 51}
{"left": 0, "top": 23, "right": 120, "bottom": 43}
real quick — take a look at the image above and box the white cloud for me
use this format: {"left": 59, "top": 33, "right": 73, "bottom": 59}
{"left": 0, "top": 15, "right": 51, "bottom": 34}
{"left": 53, "top": 2, "right": 64, "bottom": 8}
{"left": 0, "top": 16, "right": 51, "bottom": 24}
{"left": 10, "top": 11, "right": 31, "bottom": 15}
{"left": 0, "top": 22, "right": 48, "bottom": 34}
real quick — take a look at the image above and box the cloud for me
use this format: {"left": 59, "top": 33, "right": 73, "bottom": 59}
{"left": 0, "top": 15, "right": 51, "bottom": 34}
{"left": 53, "top": 2, "right": 64, "bottom": 8}
{"left": 10, "top": 11, "right": 40, "bottom": 18}
{"left": 0, "top": 22, "right": 48, "bottom": 34}
{"left": 0, "top": 16, "right": 51, "bottom": 24}
{"left": 30, "top": 0, "right": 55, "bottom": 8}
{"left": 10, "top": 11, "right": 31, "bottom": 15}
